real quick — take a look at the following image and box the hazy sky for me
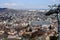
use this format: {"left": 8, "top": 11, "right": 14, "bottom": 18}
{"left": 0, "top": 0, "right": 60, "bottom": 9}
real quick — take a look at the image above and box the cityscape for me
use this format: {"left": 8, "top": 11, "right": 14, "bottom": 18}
{"left": 0, "top": 0, "right": 59, "bottom": 40}
{"left": 0, "top": 8, "right": 58, "bottom": 40}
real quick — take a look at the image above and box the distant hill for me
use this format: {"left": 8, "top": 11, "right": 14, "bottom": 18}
{"left": 0, "top": 8, "right": 48, "bottom": 19}
{"left": 0, "top": 8, "right": 56, "bottom": 21}
{"left": 0, "top": 8, "right": 7, "bottom": 11}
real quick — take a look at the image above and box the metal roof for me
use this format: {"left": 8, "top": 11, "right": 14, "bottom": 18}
{"left": 31, "top": 21, "right": 52, "bottom": 26}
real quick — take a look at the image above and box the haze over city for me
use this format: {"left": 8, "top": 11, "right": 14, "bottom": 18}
{"left": 0, "top": 0, "right": 59, "bottom": 9}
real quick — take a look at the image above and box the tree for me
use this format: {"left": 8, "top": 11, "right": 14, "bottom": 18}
{"left": 45, "top": 4, "right": 60, "bottom": 16}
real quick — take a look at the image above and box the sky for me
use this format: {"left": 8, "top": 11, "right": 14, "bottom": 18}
{"left": 0, "top": 0, "right": 60, "bottom": 9}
